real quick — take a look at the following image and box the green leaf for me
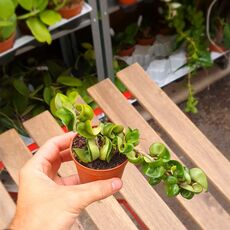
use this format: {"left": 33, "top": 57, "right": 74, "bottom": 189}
{"left": 0, "top": 0, "right": 15, "bottom": 19}
{"left": 167, "top": 160, "right": 184, "bottom": 178}
{"left": 165, "top": 184, "right": 180, "bottom": 197}
{"left": 12, "top": 93, "right": 29, "bottom": 114}
{"left": 43, "top": 86, "right": 54, "bottom": 104}
{"left": 100, "top": 136, "right": 113, "bottom": 162}
{"left": 26, "top": 17, "right": 52, "bottom": 44}
{"left": 87, "top": 138, "right": 100, "bottom": 161}
{"left": 18, "top": 0, "right": 48, "bottom": 11}
{"left": 31, "top": 105, "right": 46, "bottom": 116}
{"left": 125, "top": 128, "right": 139, "bottom": 145}
{"left": 75, "top": 104, "right": 94, "bottom": 122}
{"left": 12, "top": 78, "right": 29, "bottom": 97}
{"left": 148, "top": 177, "right": 161, "bottom": 186}
{"left": 76, "top": 122, "right": 96, "bottom": 139}
{"left": 43, "top": 72, "right": 52, "bottom": 86}
{"left": 81, "top": 42, "right": 93, "bottom": 49}
{"left": 39, "top": 10, "right": 61, "bottom": 26}
{"left": 85, "top": 120, "right": 102, "bottom": 136}
{"left": 165, "top": 176, "right": 178, "bottom": 185}
{"left": 149, "top": 143, "right": 169, "bottom": 161}
{"left": 180, "top": 188, "right": 194, "bottom": 199}
{"left": 189, "top": 168, "right": 208, "bottom": 192}
{"left": 73, "top": 147, "right": 91, "bottom": 163}
{"left": 126, "top": 151, "right": 143, "bottom": 164}
{"left": 55, "top": 107, "right": 73, "bottom": 130}
{"left": 143, "top": 164, "right": 165, "bottom": 179}
{"left": 57, "top": 76, "right": 82, "bottom": 87}
{"left": 67, "top": 90, "right": 79, "bottom": 105}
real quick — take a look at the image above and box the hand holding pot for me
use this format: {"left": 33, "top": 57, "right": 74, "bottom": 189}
{"left": 10, "top": 132, "right": 123, "bottom": 230}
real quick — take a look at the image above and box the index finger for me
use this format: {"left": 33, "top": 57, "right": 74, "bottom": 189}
{"left": 36, "top": 132, "right": 76, "bottom": 163}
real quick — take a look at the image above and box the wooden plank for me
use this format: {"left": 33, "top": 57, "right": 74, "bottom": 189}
{"left": 88, "top": 83, "right": 186, "bottom": 230}
{"left": 0, "top": 181, "right": 15, "bottom": 229}
{"left": 117, "top": 63, "right": 230, "bottom": 200}
{"left": 88, "top": 79, "right": 230, "bottom": 229}
{"left": 23, "top": 111, "right": 138, "bottom": 230}
{"left": 0, "top": 129, "right": 32, "bottom": 184}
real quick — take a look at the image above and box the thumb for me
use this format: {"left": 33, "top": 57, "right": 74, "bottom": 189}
{"left": 72, "top": 178, "right": 123, "bottom": 207}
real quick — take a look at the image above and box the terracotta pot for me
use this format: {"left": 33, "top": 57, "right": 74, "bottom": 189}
{"left": 58, "top": 1, "right": 84, "bottom": 19}
{"left": 0, "top": 32, "right": 16, "bottom": 53}
{"left": 118, "top": 46, "right": 135, "bottom": 57}
{"left": 209, "top": 43, "right": 225, "bottom": 53}
{"left": 118, "top": 0, "right": 137, "bottom": 5}
{"left": 70, "top": 134, "right": 128, "bottom": 183}
{"left": 137, "top": 37, "right": 155, "bottom": 46}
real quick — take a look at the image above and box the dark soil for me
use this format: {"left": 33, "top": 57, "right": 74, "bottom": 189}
{"left": 81, "top": 151, "right": 127, "bottom": 170}
{"left": 72, "top": 135, "right": 127, "bottom": 170}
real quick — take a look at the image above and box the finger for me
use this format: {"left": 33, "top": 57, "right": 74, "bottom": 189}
{"left": 35, "top": 132, "right": 76, "bottom": 164}
{"left": 60, "top": 149, "right": 72, "bottom": 162}
{"left": 72, "top": 178, "right": 123, "bottom": 206}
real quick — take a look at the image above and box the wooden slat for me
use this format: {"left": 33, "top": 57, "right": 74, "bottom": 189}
{"left": 0, "top": 129, "right": 32, "bottom": 184}
{"left": 117, "top": 63, "right": 230, "bottom": 200}
{"left": 88, "top": 79, "right": 230, "bottom": 229}
{"left": 88, "top": 83, "right": 186, "bottom": 230}
{"left": 23, "top": 111, "right": 138, "bottom": 230}
{"left": 0, "top": 181, "right": 15, "bottom": 229}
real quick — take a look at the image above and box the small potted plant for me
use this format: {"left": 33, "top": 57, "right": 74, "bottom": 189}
{"left": 114, "top": 23, "right": 139, "bottom": 57}
{"left": 53, "top": 92, "right": 208, "bottom": 199}
{"left": 0, "top": 0, "right": 17, "bottom": 53}
{"left": 17, "top": 0, "right": 62, "bottom": 44}
{"left": 52, "top": 0, "right": 84, "bottom": 19}
{"left": 118, "top": 0, "right": 137, "bottom": 7}
{"left": 136, "top": 25, "right": 155, "bottom": 46}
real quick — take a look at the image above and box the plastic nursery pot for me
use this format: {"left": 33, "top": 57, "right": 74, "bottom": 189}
{"left": 58, "top": 1, "right": 84, "bottom": 19}
{"left": 0, "top": 32, "right": 16, "bottom": 53}
{"left": 118, "top": 0, "right": 137, "bottom": 5}
{"left": 137, "top": 37, "right": 155, "bottom": 46}
{"left": 209, "top": 43, "right": 225, "bottom": 53}
{"left": 70, "top": 134, "right": 128, "bottom": 183}
{"left": 118, "top": 46, "right": 135, "bottom": 57}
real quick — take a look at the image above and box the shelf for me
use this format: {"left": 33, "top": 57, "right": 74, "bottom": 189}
{"left": 159, "top": 51, "right": 229, "bottom": 88}
{"left": 0, "top": 3, "right": 92, "bottom": 61}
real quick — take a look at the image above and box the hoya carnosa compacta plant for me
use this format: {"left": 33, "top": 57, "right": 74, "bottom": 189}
{"left": 54, "top": 92, "right": 208, "bottom": 199}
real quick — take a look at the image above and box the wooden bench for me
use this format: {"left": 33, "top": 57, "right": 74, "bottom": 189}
{"left": 0, "top": 63, "right": 230, "bottom": 229}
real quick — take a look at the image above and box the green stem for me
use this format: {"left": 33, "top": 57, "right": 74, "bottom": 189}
{"left": 17, "top": 10, "right": 40, "bottom": 20}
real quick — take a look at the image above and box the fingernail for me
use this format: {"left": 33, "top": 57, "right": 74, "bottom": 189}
{"left": 111, "top": 179, "right": 122, "bottom": 191}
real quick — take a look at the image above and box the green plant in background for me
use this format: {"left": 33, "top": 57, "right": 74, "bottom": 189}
{"left": 54, "top": 92, "right": 208, "bottom": 199}
{"left": 207, "top": 0, "right": 230, "bottom": 51}
{"left": 0, "top": 57, "right": 95, "bottom": 135}
{"left": 17, "top": 0, "right": 62, "bottom": 44}
{"left": 0, "top": 0, "right": 17, "bottom": 42}
{"left": 162, "top": 0, "right": 213, "bottom": 113}
{"left": 113, "top": 23, "right": 139, "bottom": 54}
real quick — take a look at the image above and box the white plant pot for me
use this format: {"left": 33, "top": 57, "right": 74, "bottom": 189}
{"left": 146, "top": 59, "right": 170, "bottom": 85}
{"left": 116, "top": 44, "right": 154, "bottom": 69}
{"left": 169, "top": 48, "right": 186, "bottom": 72}
{"left": 152, "top": 34, "right": 176, "bottom": 58}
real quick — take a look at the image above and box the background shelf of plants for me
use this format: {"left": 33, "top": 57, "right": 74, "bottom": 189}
{"left": 1, "top": 0, "right": 230, "bottom": 171}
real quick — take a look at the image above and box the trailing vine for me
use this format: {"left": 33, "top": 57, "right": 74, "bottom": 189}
{"left": 162, "top": 0, "right": 213, "bottom": 113}
{"left": 54, "top": 92, "right": 208, "bottom": 199}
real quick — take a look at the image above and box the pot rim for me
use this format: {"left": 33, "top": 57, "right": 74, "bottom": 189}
{"left": 70, "top": 133, "right": 128, "bottom": 172}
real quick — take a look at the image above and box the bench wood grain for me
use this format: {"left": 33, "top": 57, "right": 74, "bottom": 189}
{"left": 0, "top": 181, "right": 15, "bottom": 229}
{"left": 117, "top": 63, "right": 230, "bottom": 201}
{"left": 88, "top": 78, "right": 230, "bottom": 229}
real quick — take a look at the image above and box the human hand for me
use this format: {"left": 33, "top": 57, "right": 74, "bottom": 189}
{"left": 10, "top": 132, "right": 123, "bottom": 230}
